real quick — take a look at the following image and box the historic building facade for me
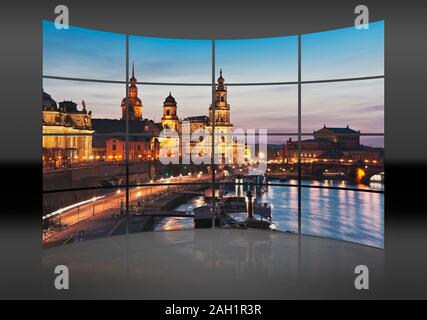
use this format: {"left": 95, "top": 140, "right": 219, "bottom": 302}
{"left": 283, "top": 125, "right": 383, "bottom": 164}
{"left": 42, "top": 91, "right": 94, "bottom": 168}
{"left": 205, "top": 69, "right": 236, "bottom": 163}
{"left": 157, "top": 69, "right": 246, "bottom": 165}
{"left": 43, "top": 67, "right": 248, "bottom": 168}
{"left": 105, "top": 137, "right": 159, "bottom": 161}
{"left": 161, "top": 92, "right": 179, "bottom": 131}
{"left": 121, "top": 63, "right": 143, "bottom": 121}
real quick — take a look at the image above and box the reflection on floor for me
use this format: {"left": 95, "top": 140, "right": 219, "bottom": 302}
{"left": 42, "top": 229, "right": 384, "bottom": 299}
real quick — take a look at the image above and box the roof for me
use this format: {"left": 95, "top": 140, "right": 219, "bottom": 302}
{"left": 92, "top": 134, "right": 151, "bottom": 149}
{"left": 315, "top": 126, "right": 360, "bottom": 134}
{"left": 58, "top": 101, "right": 87, "bottom": 114}
{"left": 42, "top": 91, "right": 58, "bottom": 111}
{"left": 92, "top": 118, "right": 158, "bottom": 134}
{"left": 183, "top": 115, "right": 209, "bottom": 122}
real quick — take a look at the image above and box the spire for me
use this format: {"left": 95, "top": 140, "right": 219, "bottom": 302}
{"left": 218, "top": 68, "right": 225, "bottom": 85}
{"left": 130, "top": 61, "right": 137, "bottom": 85}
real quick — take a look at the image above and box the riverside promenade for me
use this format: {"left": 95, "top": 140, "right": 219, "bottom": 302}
{"left": 43, "top": 174, "right": 211, "bottom": 247}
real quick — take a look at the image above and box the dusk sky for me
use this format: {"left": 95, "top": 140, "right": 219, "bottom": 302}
{"left": 43, "top": 20, "right": 384, "bottom": 146}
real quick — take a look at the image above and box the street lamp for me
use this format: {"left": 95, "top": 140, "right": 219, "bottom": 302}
{"left": 137, "top": 191, "right": 142, "bottom": 207}
{"left": 116, "top": 189, "right": 121, "bottom": 205}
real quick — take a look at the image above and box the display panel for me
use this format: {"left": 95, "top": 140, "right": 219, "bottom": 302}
{"left": 42, "top": 80, "right": 127, "bottom": 191}
{"left": 301, "top": 20, "right": 384, "bottom": 81}
{"left": 129, "top": 36, "right": 211, "bottom": 83}
{"left": 42, "top": 20, "right": 384, "bottom": 249}
{"left": 216, "top": 36, "right": 298, "bottom": 83}
{"left": 301, "top": 79, "right": 384, "bottom": 133}
{"left": 43, "top": 20, "right": 126, "bottom": 81}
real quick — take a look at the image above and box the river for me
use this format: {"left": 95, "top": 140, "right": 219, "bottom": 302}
{"left": 155, "top": 179, "right": 384, "bottom": 248}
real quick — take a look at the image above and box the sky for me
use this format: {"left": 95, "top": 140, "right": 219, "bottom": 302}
{"left": 43, "top": 20, "right": 384, "bottom": 146}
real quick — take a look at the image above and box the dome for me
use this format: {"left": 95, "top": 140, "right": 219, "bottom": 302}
{"left": 164, "top": 92, "right": 176, "bottom": 105}
{"left": 217, "top": 68, "right": 225, "bottom": 84}
{"left": 42, "top": 91, "right": 58, "bottom": 111}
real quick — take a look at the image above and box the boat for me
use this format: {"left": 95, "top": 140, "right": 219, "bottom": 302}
{"left": 193, "top": 206, "right": 220, "bottom": 228}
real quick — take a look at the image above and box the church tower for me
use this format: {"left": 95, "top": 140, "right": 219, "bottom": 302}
{"left": 209, "top": 69, "right": 231, "bottom": 127}
{"left": 207, "top": 69, "right": 235, "bottom": 164}
{"left": 121, "top": 62, "right": 143, "bottom": 120}
{"left": 161, "top": 92, "right": 179, "bottom": 131}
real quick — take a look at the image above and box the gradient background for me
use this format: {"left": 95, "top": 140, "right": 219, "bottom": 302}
{"left": 0, "top": 0, "right": 426, "bottom": 299}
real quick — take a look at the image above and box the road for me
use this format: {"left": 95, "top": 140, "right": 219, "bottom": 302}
{"left": 43, "top": 174, "right": 212, "bottom": 246}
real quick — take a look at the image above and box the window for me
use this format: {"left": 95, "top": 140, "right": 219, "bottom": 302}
{"left": 42, "top": 21, "right": 384, "bottom": 249}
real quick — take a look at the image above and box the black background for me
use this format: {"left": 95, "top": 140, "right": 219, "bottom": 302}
{"left": 0, "top": 0, "right": 426, "bottom": 300}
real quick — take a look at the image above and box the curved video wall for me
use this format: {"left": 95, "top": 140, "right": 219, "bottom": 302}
{"left": 42, "top": 20, "right": 384, "bottom": 248}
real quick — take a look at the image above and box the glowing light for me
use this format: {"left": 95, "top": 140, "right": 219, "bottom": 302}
{"left": 356, "top": 168, "right": 366, "bottom": 182}
{"left": 42, "top": 195, "right": 106, "bottom": 220}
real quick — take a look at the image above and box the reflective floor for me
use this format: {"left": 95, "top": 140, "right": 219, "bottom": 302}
{"left": 42, "top": 229, "right": 384, "bottom": 299}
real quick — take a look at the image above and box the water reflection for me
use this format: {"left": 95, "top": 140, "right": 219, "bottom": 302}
{"left": 158, "top": 179, "right": 384, "bottom": 248}
{"left": 300, "top": 180, "right": 384, "bottom": 248}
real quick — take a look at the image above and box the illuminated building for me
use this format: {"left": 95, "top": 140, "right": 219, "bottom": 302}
{"left": 121, "top": 62, "right": 143, "bottom": 121}
{"left": 91, "top": 119, "right": 161, "bottom": 162}
{"left": 105, "top": 137, "right": 158, "bottom": 161}
{"left": 283, "top": 125, "right": 383, "bottom": 164}
{"left": 161, "top": 92, "right": 179, "bottom": 131}
{"left": 205, "top": 69, "right": 235, "bottom": 163}
{"left": 42, "top": 91, "right": 94, "bottom": 168}
{"left": 315, "top": 125, "right": 360, "bottom": 147}
{"left": 156, "top": 69, "right": 246, "bottom": 165}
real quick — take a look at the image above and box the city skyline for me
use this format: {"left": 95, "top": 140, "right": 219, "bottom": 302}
{"left": 42, "top": 21, "right": 384, "bottom": 250}
{"left": 43, "top": 20, "right": 384, "bottom": 147}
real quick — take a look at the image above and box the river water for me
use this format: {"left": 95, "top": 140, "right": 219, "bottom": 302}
{"left": 155, "top": 179, "right": 384, "bottom": 248}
